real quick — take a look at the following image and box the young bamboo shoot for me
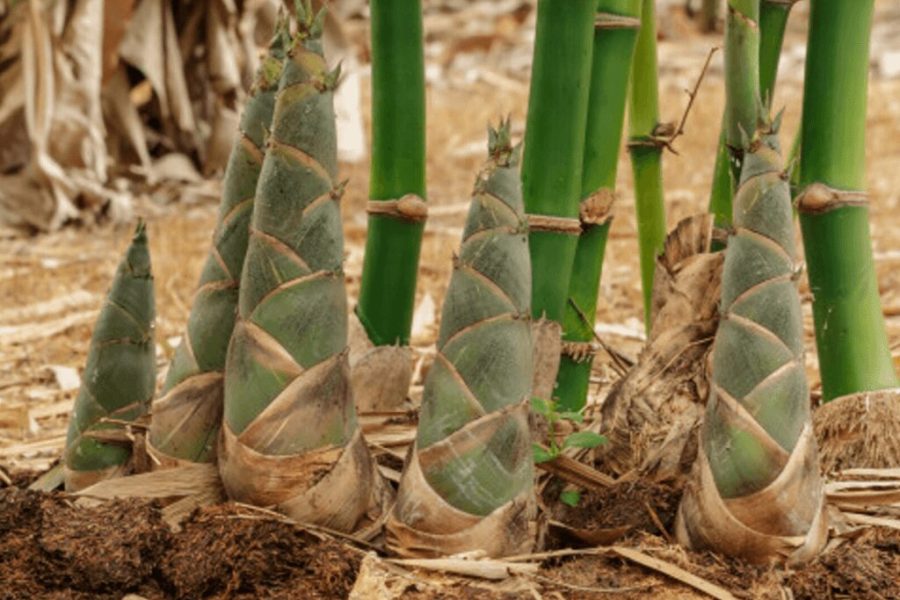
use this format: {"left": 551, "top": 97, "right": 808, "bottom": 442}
{"left": 387, "top": 123, "right": 535, "bottom": 558}
{"left": 148, "top": 24, "right": 288, "bottom": 466}
{"left": 218, "top": 6, "right": 385, "bottom": 532}
{"left": 677, "top": 122, "right": 827, "bottom": 563}
{"left": 64, "top": 223, "right": 155, "bottom": 491}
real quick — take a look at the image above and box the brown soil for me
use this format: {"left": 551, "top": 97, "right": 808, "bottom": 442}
{"left": 2, "top": 484, "right": 899, "bottom": 599}
{"left": 787, "top": 528, "right": 900, "bottom": 600}
{"left": 0, "top": 487, "right": 361, "bottom": 600}
{"left": 549, "top": 480, "right": 680, "bottom": 535}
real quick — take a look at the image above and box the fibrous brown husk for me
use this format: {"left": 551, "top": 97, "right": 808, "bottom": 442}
{"left": 676, "top": 426, "right": 828, "bottom": 565}
{"left": 596, "top": 214, "right": 722, "bottom": 480}
{"left": 385, "top": 432, "right": 537, "bottom": 559}
{"left": 220, "top": 417, "right": 390, "bottom": 536}
{"left": 531, "top": 318, "right": 562, "bottom": 403}
{"left": 814, "top": 388, "right": 900, "bottom": 473}
{"left": 349, "top": 311, "right": 413, "bottom": 413}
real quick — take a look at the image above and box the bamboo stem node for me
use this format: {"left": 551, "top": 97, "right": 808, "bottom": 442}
{"left": 579, "top": 188, "right": 615, "bottom": 227}
{"left": 728, "top": 3, "right": 759, "bottom": 29}
{"left": 366, "top": 194, "right": 428, "bottom": 223}
{"left": 595, "top": 12, "right": 641, "bottom": 30}
{"left": 796, "top": 183, "right": 868, "bottom": 215}
{"left": 560, "top": 340, "right": 596, "bottom": 363}
{"left": 526, "top": 213, "right": 582, "bottom": 235}
{"left": 627, "top": 134, "right": 671, "bottom": 151}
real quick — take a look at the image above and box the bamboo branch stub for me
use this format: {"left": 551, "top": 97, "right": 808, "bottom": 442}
{"left": 579, "top": 189, "right": 615, "bottom": 226}
{"left": 796, "top": 183, "right": 869, "bottom": 215}
{"left": 365, "top": 194, "right": 428, "bottom": 223}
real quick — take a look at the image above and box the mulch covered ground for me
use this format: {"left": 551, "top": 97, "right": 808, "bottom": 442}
{"left": 2, "top": 478, "right": 899, "bottom": 599}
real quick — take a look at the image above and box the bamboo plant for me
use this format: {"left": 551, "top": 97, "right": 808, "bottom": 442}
{"left": 709, "top": 0, "right": 797, "bottom": 229}
{"left": 148, "top": 23, "right": 289, "bottom": 466}
{"left": 353, "top": 0, "right": 426, "bottom": 409}
{"left": 556, "top": 0, "right": 642, "bottom": 411}
{"left": 677, "top": 120, "right": 827, "bottom": 563}
{"left": 797, "top": 0, "right": 897, "bottom": 400}
{"left": 218, "top": 6, "right": 384, "bottom": 532}
{"left": 521, "top": 0, "right": 597, "bottom": 331}
{"left": 387, "top": 123, "right": 535, "bottom": 558}
{"left": 64, "top": 223, "right": 155, "bottom": 491}
{"left": 628, "top": 0, "right": 667, "bottom": 327}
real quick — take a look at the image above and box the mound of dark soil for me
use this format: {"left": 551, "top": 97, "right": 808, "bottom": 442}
{"left": 0, "top": 488, "right": 360, "bottom": 600}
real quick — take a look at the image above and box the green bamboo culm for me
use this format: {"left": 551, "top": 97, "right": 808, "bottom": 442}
{"left": 724, "top": 0, "right": 760, "bottom": 188}
{"left": 710, "top": 0, "right": 798, "bottom": 230}
{"left": 219, "top": 5, "right": 383, "bottom": 532}
{"left": 148, "top": 23, "right": 289, "bottom": 466}
{"left": 555, "top": 0, "right": 642, "bottom": 412}
{"left": 64, "top": 222, "right": 155, "bottom": 491}
{"left": 627, "top": 0, "right": 667, "bottom": 327}
{"left": 797, "top": 0, "right": 897, "bottom": 400}
{"left": 522, "top": 0, "right": 597, "bottom": 326}
{"left": 758, "top": 0, "right": 798, "bottom": 106}
{"left": 387, "top": 123, "right": 535, "bottom": 558}
{"left": 677, "top": 122, "right": 827, "bottom": 564}
{"left": 356, "top": 0, "right": 426, "bottom": 347}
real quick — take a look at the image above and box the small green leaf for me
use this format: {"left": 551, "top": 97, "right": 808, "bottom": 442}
{"left": 559, "top": 490, "right": 581, "bottom": 507}
{"left": 530, "top": 397, "right": 552, "bottom": 417}
{"left": 562, "top": 431, "right": 607, "bottom": 450}
{"left": 532, "top": 444, "right": 556, "bottom": 464}
{"left": 558, "top": 411, "right": 584, "bottom": 423}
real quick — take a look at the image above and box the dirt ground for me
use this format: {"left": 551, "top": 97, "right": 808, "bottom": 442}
{"left": 2, "top": 1, "right": 900, "bottom": 598}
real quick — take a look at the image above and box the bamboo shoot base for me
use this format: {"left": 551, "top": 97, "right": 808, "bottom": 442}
{"left": 676, "top": 426, "right": 828, "bottom": 564}
{"left": 385, "top": 446, "right": 537, "bottom": 558}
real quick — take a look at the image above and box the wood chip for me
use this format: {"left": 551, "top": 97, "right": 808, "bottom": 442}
{"left": 842, "top": 512, "right": 900, "bottom": 531}
{"left": 388, "top": 556, "right": 539, "bottom": 580}
{"left": 0, "top": 310, "right": 97, "bottom": 345}
{"left": 0, "top": 290, "right": 97, "bottom": 324}
{"left": 609, "top": 546, "right": 737, "bottom": 600}
{"left": 537, "top": 453, "right": 616, "bottom": 490}
{"left": 0, "top": 435, "right": 66, "bottom": 458}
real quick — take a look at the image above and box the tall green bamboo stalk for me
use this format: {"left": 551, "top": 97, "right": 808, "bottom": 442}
{"left": 387, "top": 123, "right": 535, "bottom": 558}
{"left": 677, "top": 122, "right": 827, "bottom": 563}
{"left": 628, "top": 0, "right": 666, "bottom": 327}
{"left": 710, "top": 0, "right": 796, "bottom": 229}
{"left": 219, "top": 7, "right": 383, "bottom": 532}
{"left": 724, "top": 0, "right": 760, "bottom": 185}
{"left": 758, "top": 0, "right": 797, "bottom": 105}
{"left": 798, "top": 0, "right": 897, "bottom": 400}
{"left": 64, "top": 223, "right": 155, "bottom": 491}
{"left": 148, "top": 24, "right": 288, "bottom": 466}
{"left": 356, "top": 0, "right": 426, "bottom": 347}
{"left": 556, "top": 0, "right": 642, "bottom": 411}
{"left": 522, "top": 0, "right": 597, "bottom": 326}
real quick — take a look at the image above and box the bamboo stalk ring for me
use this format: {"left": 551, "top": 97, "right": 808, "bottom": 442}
{"left": 526, "top": 213, "right": 582, "bottom": 235}
{"left": 595, "top": 12, "right": 642, "bottom": 30}
{"left": 366, "top": 194, "right": 428, "bottom": 223}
